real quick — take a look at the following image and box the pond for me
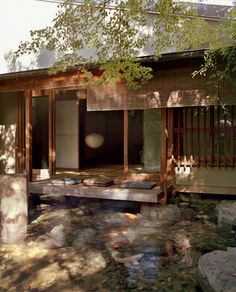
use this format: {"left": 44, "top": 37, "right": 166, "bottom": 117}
{"left": 0, "top": 195, "right": 235, "bottom": 291}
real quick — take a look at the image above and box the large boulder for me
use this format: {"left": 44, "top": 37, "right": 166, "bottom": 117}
{"left": 217, "top": 201, "right": 236, "bottom": 227}
{"left": 198, "top": 247, "right": 236, "bottom": 292}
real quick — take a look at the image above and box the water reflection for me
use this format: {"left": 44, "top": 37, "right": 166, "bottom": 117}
{"left": 127, "top": 246, "right": 160, "bottom": 288}
{"left": 1, "top": 196, "right": 235, "bottom": 291}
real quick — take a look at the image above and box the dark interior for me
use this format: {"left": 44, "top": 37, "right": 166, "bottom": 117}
{"left": 32, "top": 96, "right": 49, "bottom": 169}
{"left": 79, "top": 100, "right": 143, "bottom": 168}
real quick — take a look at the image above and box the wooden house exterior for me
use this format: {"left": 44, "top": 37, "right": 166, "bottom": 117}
{"left": 0, "top": 50, "right": 236, "bottom": 200}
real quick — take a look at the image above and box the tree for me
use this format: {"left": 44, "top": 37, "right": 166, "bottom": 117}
{"left": 193, "top": 6, "right": 236, "bottom": 103}
{"left": 15, "top": 0, "right": 230, "bottom": 88}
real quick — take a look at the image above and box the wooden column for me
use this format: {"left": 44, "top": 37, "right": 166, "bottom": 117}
{"left": 167, "top": 108, "right": 175, "bottom": 185}
{"left": 25, "top": 90, "right": 32, "bottom": 181}
{"left": 124, "top": 109, "right": 129, "bottom": 174}
{"left": 48, "top": 90, "right": 56, "bottom": 176}
{"left": 16, "top": 93, "right": 23, "bottom": 173}
{"left": 160, "top": 108, "right": 167, "bottom": 205}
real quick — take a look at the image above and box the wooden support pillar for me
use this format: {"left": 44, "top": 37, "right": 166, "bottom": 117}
{"left": 48, "top": 90, "right": 56, "bottom": 176}
{"left": 167, "top": 108, "right": 175, "bottom": 200}
{"left": 167, "top": 108, "right": 174, "bottom": 181}
{"left": 16, "top": 93, "right": 24, "bottom": 173}
{"left": 160, "top": 108, "right": 167, "bottom": 205}
{"left": 124, "top": 109, "right": 129, "bottom": 174}
{"left": 25, "top": 90, "right": 32, "bottom": 181}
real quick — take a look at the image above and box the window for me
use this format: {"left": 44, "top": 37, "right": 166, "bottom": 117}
{"left": 174, "top": 106, "right": 236, "bottom": 168}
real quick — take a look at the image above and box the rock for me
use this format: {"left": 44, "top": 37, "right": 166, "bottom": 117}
{"left": 180, "top": 208, "right": 195, "bottom": 220}
{"left": 179, "top": 194, "right": 191, "bottom": 203}
{"left": 37, "top": 224, "right": 67, "bottom": 249}
{"left": 50, "top": 179, "right": 65, "bottom": 186}
{"left": 49, "top": 224, "right": 66, "bottom": 247}
{"left": 72, "top": 228, "right": 96, "bottom": 249}
{"left": 175, "top": 220, "right": 192, "bottom": 226}
{"left": 217, "top": 201, "right": 236, "bottom": 227}
{"left": 86, "top": 250, "right": 106, "bottom": 270}
{"left": 198, "top": 247, "right": 236, "bottom": 292}
{"left": 189, "top": 193, "right": 202, "bottom": 203}
{"left": 29, "top": 262, "right": 69, "bottom": 290}
{"left": 232, "top": 219, "right": 236, "bottom": 231}
{"left": 178, "top": 202, "right": 190, "bottom": 208}
{"left": 162, "top": 239, "right": 176, "bottom": 257}
{"left": 64, "top": 179, "right": 76, "bottom": 185}
{"left": 174, "top": 233, "right": 191, "bottom": 255}
{"left": 140, "top": 204, "right": 181, "bottom": 223}
{"left": 123, "top": 227, "right": 138, "bottom": 243}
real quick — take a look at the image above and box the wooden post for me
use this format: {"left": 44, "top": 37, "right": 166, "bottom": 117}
{"left": 210, "top": 106, "right": 215, "bottom": 167}
{"left": 231, "top": 106, "right": 234, "bottom": 168}
{"left": 25, "top": 90, "right": 32, "bottom": 181}
{"left": 16, "top": 93, "right": 23, "bottom": 173}
{"left": 124, "top": 109, "right": 129, "bottom": 174}
{"left": 160, "top": 108, "right": 167, "bottom": 205}
{"left": 190, "top": 108, "right": 194, "bottom": 168}
{"left": 204, "top": 107, "right": 207, "bottom": 166}
{"left": 197, "top": 107, "right": 200, "bottom": 166}
{"left": 217, "top": 106, "right": 220, "bottom": 167}
{"left": 48, "top": 90, "right": 56, "bottom": 176}
{"left": 224, "top": 112, "right": 227, "bottom": 167}
{"left": 184, "top": 108, "right": 187, "bottom": 171}
{"left": 167, "top": 108, "right": 175, "bottom": 188}
{"left": 177, "top": 109, "right": 181, "bottom": 170}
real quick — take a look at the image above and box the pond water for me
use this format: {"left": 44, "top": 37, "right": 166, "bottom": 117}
{"left": 0, "top": 195, "right": 235, "bottom": 291}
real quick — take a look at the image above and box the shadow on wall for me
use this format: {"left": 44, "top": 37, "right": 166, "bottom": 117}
{"left": 0, "top": 125, "right": 16, "bottom": 174}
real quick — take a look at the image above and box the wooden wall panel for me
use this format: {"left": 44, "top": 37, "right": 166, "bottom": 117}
{"left": 0, "top": 58, "right": 235, "bottom": 110}
{"left": 86, "top": 58, "right": 226, "bottom": 111}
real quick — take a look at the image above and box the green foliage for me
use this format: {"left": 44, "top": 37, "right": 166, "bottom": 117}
{"left": 14, "top": 0, "right": 231, "bottom": 87}
{"left": 193, "top": 6, "right": 236, "bottom": 104}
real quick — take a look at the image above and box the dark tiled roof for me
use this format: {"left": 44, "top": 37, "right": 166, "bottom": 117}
{"left": 38, "top": 0, "right": 233, "bottom": 20}
{"left": 194, "top": 3, "right": 232, "bottom": 19}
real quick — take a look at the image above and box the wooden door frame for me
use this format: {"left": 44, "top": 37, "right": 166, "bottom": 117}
{"left": 16, "top": 92, "right": 24, "bottom": 173}
{"left": 124, "top": 109, "right": 129, "bottom": 174}
{"left": 48, "top": 90, "right": 56, "bottom": 176}
{"left": 24, "top": 90, "right": 32, "bottom": 181}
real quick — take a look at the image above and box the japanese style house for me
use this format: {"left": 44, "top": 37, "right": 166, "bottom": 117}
{"left": 0, "top": 50, "right": 236, "bottom": 203}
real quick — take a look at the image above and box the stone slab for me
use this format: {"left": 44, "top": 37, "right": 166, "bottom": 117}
{"left": 83, "top": 178, "right": 114, "bottom": 187}
{"left": 29, "top": 182, "right": 162, "bottom": 203}
{"left": 0, "top": 174, "right": 28, "bottom": 243}
{"left": 120, "top": 181, "right": 157, "bottom": 190}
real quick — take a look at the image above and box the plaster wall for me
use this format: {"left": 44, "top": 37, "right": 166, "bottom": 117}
{"left": 0, "top": 93, "right": 17, "bottom": 174}
{"left": 176, "top": 167, "right": 236, "bottom": 191}
{"left": 143, "top": 109, "right": 161, "bottom": 172}
{"left": 56, "top": 100, "right": 79, "bottom": 169}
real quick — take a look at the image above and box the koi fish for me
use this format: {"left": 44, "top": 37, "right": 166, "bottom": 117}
{"left": 111, "top": 250, "right": 144, "bottom": 267}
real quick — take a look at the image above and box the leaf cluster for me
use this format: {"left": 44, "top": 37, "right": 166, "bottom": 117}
{"left": 193, "top": 6, "right": 236, "bottom": 103}
{"left": 14, "top": 0, "right": 232, "bottom": 87}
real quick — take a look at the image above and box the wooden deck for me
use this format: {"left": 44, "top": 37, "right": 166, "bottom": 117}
{"left": 29, "top": 166, "right": 163, "bottom": 203}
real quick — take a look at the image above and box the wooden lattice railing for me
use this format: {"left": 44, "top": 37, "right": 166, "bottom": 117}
{"left": 174, "top": 105, "right": 236, "bottom": 169}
